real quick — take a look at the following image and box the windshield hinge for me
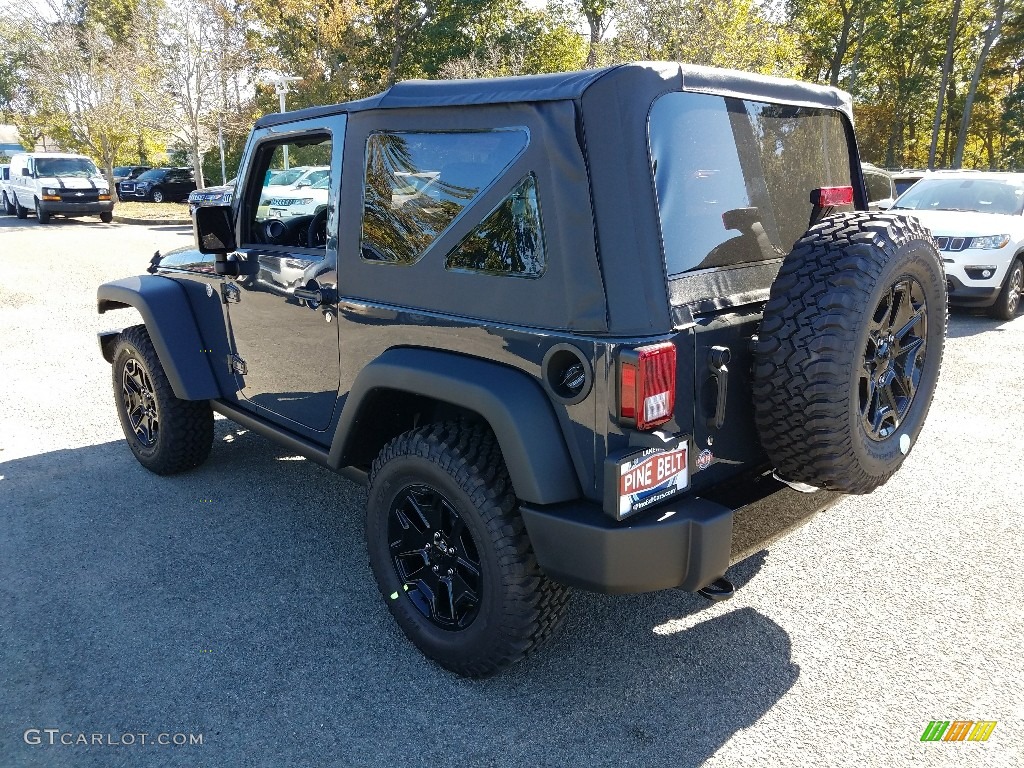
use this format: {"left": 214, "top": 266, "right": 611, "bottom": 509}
{"left": 228, "top": 353, "right": 247, "bottom": 376}
{"left": 221, "top": 282, "right": 241, "bottom": 304}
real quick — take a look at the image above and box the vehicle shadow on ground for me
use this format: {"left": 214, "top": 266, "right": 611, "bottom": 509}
{"left": 945, "top": 310, "right": 1015, "bottom": 338}
{"left": 0, "top": 424, "right": 793, "bottom": 768}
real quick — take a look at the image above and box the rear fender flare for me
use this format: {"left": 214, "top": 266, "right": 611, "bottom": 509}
{"left": 331, "top": 348, "right": 580, "bottom": 505}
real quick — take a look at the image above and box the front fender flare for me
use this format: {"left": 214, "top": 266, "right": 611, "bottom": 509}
{"left": 97, "top": 275, "right": 220, "bottom": 400}
{"left": 332, "top": 348, "right": 580, "bottom": 505}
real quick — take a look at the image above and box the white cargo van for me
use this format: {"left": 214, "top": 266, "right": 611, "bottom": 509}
{"left": 7, "top": 152, "right": 114, "bottom": 223}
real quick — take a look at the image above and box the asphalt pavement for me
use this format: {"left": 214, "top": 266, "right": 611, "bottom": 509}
{"left": 1, "top": 215, "right": 1021, "bottom": 767}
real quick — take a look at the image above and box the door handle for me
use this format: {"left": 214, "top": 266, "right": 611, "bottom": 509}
{"left": 707, "top": 346, "right": 730, "bottom": 429}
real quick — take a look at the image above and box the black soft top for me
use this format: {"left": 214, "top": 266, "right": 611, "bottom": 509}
{"left": 257, "top": 63, "right": 857, "bottom": 336}
{"left": 255, "top": 62, "right": 853, "bottom": 128}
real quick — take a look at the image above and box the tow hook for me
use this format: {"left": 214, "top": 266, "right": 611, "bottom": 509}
{"left": 698, "top": 577, "right": 735, "bottom": 602}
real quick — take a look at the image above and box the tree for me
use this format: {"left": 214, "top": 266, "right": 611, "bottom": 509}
{"left": 611, "top": 0, "right": 801, "bottom": 76}
{"left": 954, "top": 0, "right": 1007, "bottom": 167}
{"left": 929, "top": 0, "right": 962, "bottom": 168}
{"left": 436, "top": 4, "right": 586, "bottom": 78}
{"left": 788, "top": 0, "right": 881, "bottom": 87}
{"left": 156, "top": 0, "right": 257, "bottom": 187}
{"left": 10, "top": 1, "right": 164, "bottom": 189}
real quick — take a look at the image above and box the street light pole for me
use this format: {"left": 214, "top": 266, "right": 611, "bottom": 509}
{"left": 267, "top": 75, "right": 301, "bottom": 169}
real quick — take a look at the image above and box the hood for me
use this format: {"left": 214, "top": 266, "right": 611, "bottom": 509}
{"left": 897, "top": 208, "right": 1024, "bottom": 238}
{"left": 197, "top": 184, "right": 233, "bottom": 194}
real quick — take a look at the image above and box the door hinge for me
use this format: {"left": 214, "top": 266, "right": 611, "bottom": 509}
{"left": 228, "top": 353, "right": 247, "bottom": 376}
{"left": 221, "top": 282, "right": 241, "bottom": 304}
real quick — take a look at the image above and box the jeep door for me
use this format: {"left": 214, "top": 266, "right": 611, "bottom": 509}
{"left": 221, "top": 120, "right": 345, "bottom": 437}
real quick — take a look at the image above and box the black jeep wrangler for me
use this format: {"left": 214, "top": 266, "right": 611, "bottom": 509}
{"left": 98, "top": 63, "right": 946, "bottom": 677}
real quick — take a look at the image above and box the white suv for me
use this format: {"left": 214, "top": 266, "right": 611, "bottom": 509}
{"left": 892, "top": 170, "right": 1024, "bottom": 319}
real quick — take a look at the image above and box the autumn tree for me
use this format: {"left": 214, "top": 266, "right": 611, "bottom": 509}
{"left": 610, "top": 0, "right": 801, "bottom": 76}
{"left": 8, "top": 0, "right": 164, "bottom": 188}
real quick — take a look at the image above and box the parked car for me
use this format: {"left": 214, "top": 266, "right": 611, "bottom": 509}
{"left": 188, "top": 178, "right": 236, "bottom": 214}
{"left": 0, "top": 163, "right": 11, "bottom": 214}
{"left": 113, "top": 165, "right": 151, "bottom": 185}
{"left": 265, "top": 166, "right": 329, "bottom": 193}
{"left": 5, "top": 152, "right": 113, "bottom": 223}
{"left": 862, "top": 163, "right": 896, "bottom": 210}
{"left": 117, "top": 167, "right": 196, "bottom": 202}
{"left": 892, "top": 168, "right": 928, "bottom": 197}
{"left": 266, "top": 173, "right": 330, "bottom": 219}
{"left": 98, "top": 62, "right": 946, "bottom": 677}
{"left": 892, "top": 169, "right": 1024, "bottom": 319}
{"left": 257, "top": 166, "right": 329, "bottom": 219}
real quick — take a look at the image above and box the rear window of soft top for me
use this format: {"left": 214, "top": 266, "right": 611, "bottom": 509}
{"left": 649, "top": 92, "right": 854, "bottom": 277}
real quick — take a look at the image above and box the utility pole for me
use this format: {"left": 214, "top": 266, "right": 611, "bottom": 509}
{"left": 266, "top": 75, "right": 301, "bottom": 169}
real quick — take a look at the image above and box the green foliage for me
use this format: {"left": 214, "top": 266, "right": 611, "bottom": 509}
{"left": 7, "top": 0, "right": 1024, "bottom": 176}
{"left": 611, "top": 0, "right": 802, "bottom": 76}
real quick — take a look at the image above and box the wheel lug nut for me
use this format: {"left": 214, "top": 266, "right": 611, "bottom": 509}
{"left": 432, "top": 565, "right": 439, "bottom": 573}
{"left": 447, "top": 568, "right": 453, "bottom": 576}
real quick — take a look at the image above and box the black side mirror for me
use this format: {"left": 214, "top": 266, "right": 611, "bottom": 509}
{"left": 193, "top": 205, "right": 236, "bottom": 255}
{"left": 21, "top": 167, "right": 30, "bottom": 176}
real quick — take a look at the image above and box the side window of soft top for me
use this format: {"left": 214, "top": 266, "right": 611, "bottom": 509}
{"left": 360, "top": 129, "right": 528, "bottom": 265}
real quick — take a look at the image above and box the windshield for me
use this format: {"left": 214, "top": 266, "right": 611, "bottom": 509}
{"left": 136, "top": 169, "right": 167, "bottom": 181}
{"left": 267, "top": 169, "right": 304, "bottom": 186}
{"left": 35, "top": 157, "right": 99, "bottom": 178}
{"left": 300, "top": 169, "right": 329, "bottom": 186}
{"left": 893, "top": 177, "right": 1024, "bottom": 215}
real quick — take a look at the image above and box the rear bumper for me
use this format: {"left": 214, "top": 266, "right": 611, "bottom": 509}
{"left": 521, "top": 472, "right": 843, "bottom": 594}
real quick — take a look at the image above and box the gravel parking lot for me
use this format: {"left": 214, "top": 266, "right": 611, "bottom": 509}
{"left": 1, "top": 215, "right": 1021, "bottom": 767}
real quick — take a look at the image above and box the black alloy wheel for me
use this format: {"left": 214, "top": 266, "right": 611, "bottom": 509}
{"left": 859, "top": 277, "right": 928, "bottom": 441}
{"left": 121, "top": 357, "right": 160, "bottom": 447}
{"left": 387, "top": 483, "right": 482, "bottom": 630}
{"left": 752, "top": 213, "right": 946, "bottom": 494}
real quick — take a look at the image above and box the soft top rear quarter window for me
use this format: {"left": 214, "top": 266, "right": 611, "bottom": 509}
{"left": 360, "top": 129, "right": 528, "bottom": 265}
{"left": 649, "top": 92, "right": 854, "bottom": 277}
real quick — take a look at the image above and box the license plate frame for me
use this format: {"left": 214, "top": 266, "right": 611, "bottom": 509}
{"left": 605, "top": 441, "right": 690, "bottom": 520}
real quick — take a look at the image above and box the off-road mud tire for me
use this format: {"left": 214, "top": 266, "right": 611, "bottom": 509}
{"left": 366, "top": 421, "right": 570, "bottom": 678}
{"left": 752, "top": 213, "right": 946, "bottom": 493}
{"left": 112, "top": 325, "right": 214, "bottom": 475}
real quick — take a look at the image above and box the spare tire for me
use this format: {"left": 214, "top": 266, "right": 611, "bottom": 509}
{"left": 752, "top": 213, "right": 946, "bottom": 494}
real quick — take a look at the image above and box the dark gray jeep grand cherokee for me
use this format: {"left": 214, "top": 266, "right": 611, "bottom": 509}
{"left": 97, "top": 63, "right": 946, "bottom": 677}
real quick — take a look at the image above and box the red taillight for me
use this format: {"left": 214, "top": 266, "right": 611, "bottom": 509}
{"left": 811, "top": 186, "right": 854, "bottom": 207}
{"left": 619, "top": 342, "right": 676, "bottom": 430}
